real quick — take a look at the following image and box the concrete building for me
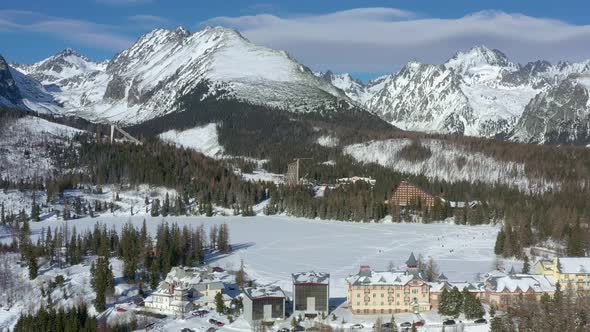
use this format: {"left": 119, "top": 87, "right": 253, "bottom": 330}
{"left": 242, "top": 285, "right": 286, "bottom": 323}
{"left": 292, "top": 271, "right": 330, "bottom": 316}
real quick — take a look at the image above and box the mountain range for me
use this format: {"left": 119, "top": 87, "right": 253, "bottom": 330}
{"left": 1, "top": 26, "right": 590, "bottom": 145}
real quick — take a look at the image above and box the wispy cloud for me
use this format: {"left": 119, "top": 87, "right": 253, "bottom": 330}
{"left": 0, "top": 10, "right": 134, "bottom": 51}
{"left": 95, "top": 0, "right": 154, "bottom": 5}
{"left": 205, "top": 8, "right": 590, "bottom": 73}
{"left": 128, "top": 14, "right": 169, "bottom": 24}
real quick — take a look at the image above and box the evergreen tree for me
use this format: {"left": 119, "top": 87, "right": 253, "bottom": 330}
{"left": 462, "top": 289, "right": 484, "bottom": 319}
{"left": 162, "top": 193, "right": 170, "bottom": 217}
{"left": 150, "top": 258, "right": 160, "bottom": 290}
{"left": 215, "top": 292, "right": 226, "bottom": 313}
{"left": 30, "top": 194, "right": 40, "bottom": 222}
{"left": 567, "top": 219, "right": 585, "bottom": 256}
{"left": 494, "top": 227, "right": 505, "bottom": 255}
{"left": 522, "top": 255, "right": 530, "bottom": 274}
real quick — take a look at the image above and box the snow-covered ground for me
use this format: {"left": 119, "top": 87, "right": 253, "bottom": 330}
{"left": 0, "top": 214, "right": 507, "bottom": 331}
{"left": 0, "top": 116, "right": 82, "bottom": 179}
{"left": 159, "top": 123, "right": 225, "bottom": 158}
{"left": 344, "top": 138, "right": 557, "bottom": 193}
{"left": 12, "top": 215, "right": 504, "bottom": 298}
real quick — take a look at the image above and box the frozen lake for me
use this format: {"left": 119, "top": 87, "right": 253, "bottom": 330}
{"left": 19, "top": 215, "right": 502, "bottom": 297}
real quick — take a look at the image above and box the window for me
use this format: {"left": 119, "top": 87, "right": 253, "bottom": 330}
{"left": 357, "top": 293, "right": 360, "bottom": 298}
{"left": 373, "top": 293, "right": 376, "bottom": 297}
{"left": 381, "top": 294, "right": 384, "bottom": 298}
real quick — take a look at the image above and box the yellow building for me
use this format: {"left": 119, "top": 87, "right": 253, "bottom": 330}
{"left": 535, "top": 257, "right": 590, "bottom": 291}
{"left": 346, "top": 254, "right": 431, "bottom": 314}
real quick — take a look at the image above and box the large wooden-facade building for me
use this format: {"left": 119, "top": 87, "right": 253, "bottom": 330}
{"left": 292, "top": 271, "right": 330, "bottom": 316}
{"left": 388, "top": 181, "right": 438, "bottom": 208}
{"left": 242, "top": 285, "right": 286, "bottom": 323}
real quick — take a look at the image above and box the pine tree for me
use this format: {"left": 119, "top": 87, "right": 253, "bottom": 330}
{"left": 567, "top": 219, "right": 585, "bottom": 256}
{"left": 236, "top": 259, "right": 246, "bottom": 287}
{"left": 494, "top": 227, "right": 505, "bottom": 255}
{"left": 150, "top": 258, "right": 160, "bottom": 290}
{"left": 162, "top": 193, "right": 170, "bottom": 217}
{"left": 462, "top": 289, "right": 484, "bottom": 319}
{"left": 522, "top": 255, "right": 530, "bottom": 274}
{"left": 1, "top": 202, "right": 5, "bottom": 224}
{"left": 30, "top": 194, "right": 40, "bottom": 222}
{"left": 490, "top": 317, "right": 503, "bottom": 332}
{"left": 215, "top": 292, "right": 226, "bottom": 313}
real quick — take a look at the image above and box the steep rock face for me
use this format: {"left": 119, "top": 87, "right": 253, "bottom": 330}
{"left": 328, "top": 45, "right": 590, "bottom": 143}
{"left": 366, "top": 62, "right": 473, "bottom": 134}
{"left": 512, "top": 75, "right": 590, "bottom": 144}
{"left": 0, "top": 55, "right": 22, "bottom": 106}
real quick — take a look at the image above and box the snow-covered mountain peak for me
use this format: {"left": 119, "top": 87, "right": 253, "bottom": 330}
{"left": 446, "top": 45, "right": 515, "bottom": 76}
{"left": 13, "top": 48, "right": 105, "bottom": 85}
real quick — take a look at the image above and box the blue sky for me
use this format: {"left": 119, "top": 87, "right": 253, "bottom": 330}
{"left": 2, "top": 0, "right": 590, "bottom": 81}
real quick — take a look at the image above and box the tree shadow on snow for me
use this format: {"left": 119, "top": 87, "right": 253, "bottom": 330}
{"left": 205, "top": 242, "right": 255, "bottom": 264}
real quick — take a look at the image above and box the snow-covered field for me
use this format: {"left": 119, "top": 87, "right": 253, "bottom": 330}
{"left": 344, "top": 138, "right": 557, "bottom": 193}
{"left": 14, "top": 215, "right": 504, "bottom": 299}
{"left": 159, "top": 123, "right": 225, "bottom": 158}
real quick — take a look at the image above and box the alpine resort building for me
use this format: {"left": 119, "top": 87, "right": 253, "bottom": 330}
{"left": 292, "top": 271, "right": 330, "bottom": 316}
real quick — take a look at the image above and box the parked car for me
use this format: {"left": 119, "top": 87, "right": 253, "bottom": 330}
{"left": 278, "top": 328, "right": 290, "bottom": 332}
{"left": 443, "top": 319, "right": 456, "bottom": 326}
{"left": 474, "top": 318, "right": 487, "bottom": 324}
{"left": 206, "top": 328, "right": 217, "bottom": 332}
{"left": 212, "top": 267, "right": 225, "bottom": 273}
{"left": 208, "top": 319, "right": 218, "bottom": 325}
{"left": 181, "top": 329, "right": 196, "bottom": 332}
{"left": 215, "top": 321, "right": 225, "bottom": 327}
{"left": 115, "top": 307, "right": 127, "bottom": 313}
{"left": 414, "top": 320, "right": 425, "bottom": 327}
{"left": 380, "top": 322, "right": 392, "bottom": 328}
{"left": 400, "top": 322, "right": 412, "bottom": 328}
{"left": 351, "top": 323, "right": 364, "bottom": 329}
{"left": 291, "top": 326, "right": 305, "bottom": 332}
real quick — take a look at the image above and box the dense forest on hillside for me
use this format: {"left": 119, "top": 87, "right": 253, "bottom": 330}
{"left": 2, "top": 99, "right": 590, "bottom": 258}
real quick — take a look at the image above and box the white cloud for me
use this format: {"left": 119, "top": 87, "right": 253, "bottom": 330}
{"left": 0, "top": 10, "right": 134, "bottom": 51}
{"left": 204, "top": 8, "right": 590, "bottom": 73}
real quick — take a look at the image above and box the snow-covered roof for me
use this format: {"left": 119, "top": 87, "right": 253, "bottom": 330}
{"left": 243, "top": 285, "right": 286, "bottom": 300}
{"left": 427, "top": 281, "right": 484, "bottom": 293}
{"left": 292, "top": 271, "right": 330, "bottom": 285}
{"left": 558, "top": 257, "right": 590, "bottom": 274}
{"left": 485, "top": 274, "right": 555, "bottom": 293}
{"left": 347, "top": 269, "right": 423, "bottom": 286}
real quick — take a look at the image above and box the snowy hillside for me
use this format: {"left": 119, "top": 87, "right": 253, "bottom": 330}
{"left": 0, "top": 116, "right": 82, "bottom": 179}
{"left": 343, "top": 138, "right": 557, "bottom": 193}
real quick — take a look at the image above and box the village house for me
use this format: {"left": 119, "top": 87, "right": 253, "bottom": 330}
{"left": 481, "top": 270, "right": 555, "bottom": 310}
{"left": 346, "top": 254, "right": 431, "bottom": 314}
{"left": 292, "top": 271, "right": 330, "bottom": 316}
{"left": 144, "top": 266, "right": 232, "bottom": 315}
{"left": 387, "top": 181, "right": 438, "bottom": 208}
{"left": 242, "top": 285, "right": 286, "bottom": 323}
{"left": 535, "top": 257, "right": 590, "bottom": 292}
